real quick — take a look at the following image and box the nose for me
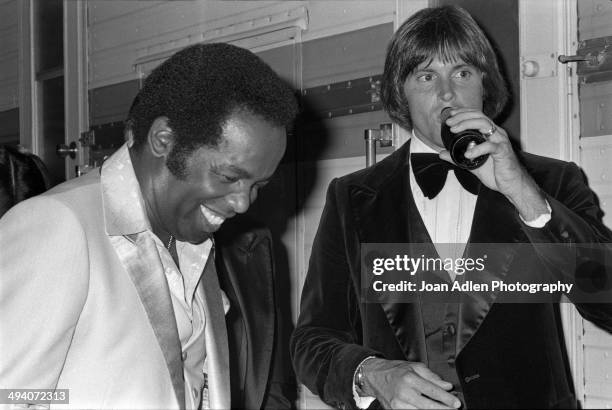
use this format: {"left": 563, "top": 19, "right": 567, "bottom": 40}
{"left": 227, "top": 191, "right": 250, "bottom": 214}
{"left": 438, "top": 78, "right": 455, "bottom": 102}
{"left": 226, "top": 186, "right": 258, "bottom": 215}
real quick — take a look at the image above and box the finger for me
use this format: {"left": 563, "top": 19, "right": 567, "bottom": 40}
{"left": 406, "top": 377, "right": 461, "bottom": 408}
{"left": 449, "top": 118, "right": 497, "bottom": 136}
{"left": 396, "top": 393, "right": 458, "bottom": 410}
{"left": 391, "top": 385, "right": 458, "bottom": 410}
{"left": 443, "top": 109, "right": 490, "bottom": 130}
{"left": 444, "top": 108, "right": 484, "bottom": 124}
{"left": 464, "top": 140, "right": 498, "bottom": 159}
{"left": 412, "top": 365, "right": 453, "bottom": 390}
{"left": 396, "top": 369, "right": 461, "bottom": 408}
{"left": 443, "top": 110, "right": 500, "bottom": 135}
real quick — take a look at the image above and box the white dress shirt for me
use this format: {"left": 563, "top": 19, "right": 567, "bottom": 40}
{"left": 154, "top": 238, "right": 232, "bottom": 410}
{"left": 155, "top": 237, "right": 211, "bottom": 410}
{"left": 408, "top": 133, "right": 478, "bottom": 281}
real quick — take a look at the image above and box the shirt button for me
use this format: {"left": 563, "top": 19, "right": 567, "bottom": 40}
{"left": 182, "top": 352, "right": 187, "bottom": 361}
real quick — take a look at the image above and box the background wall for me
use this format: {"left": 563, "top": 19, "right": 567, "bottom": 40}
{"left": 0, "top": 0, "right": 20, "bottom": 146}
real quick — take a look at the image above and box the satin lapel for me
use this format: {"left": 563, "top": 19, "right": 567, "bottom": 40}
{"left": 111, "top": 233, "right": 185, "bottom": 410}
{"left": 456, "top": 189, "right": 528, "bottom": 354}
{"left": 201, "top": 247, "right": 231, "bottom": 409}
{"left": 350, "top": 143, "right": 427, "bottom": 361}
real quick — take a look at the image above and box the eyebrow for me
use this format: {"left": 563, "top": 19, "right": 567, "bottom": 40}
{"left": 416, "top": 62, "right": 474, "bottom": 72}
{"left": 452, "top": 63, "right": 475, "bottom": 70}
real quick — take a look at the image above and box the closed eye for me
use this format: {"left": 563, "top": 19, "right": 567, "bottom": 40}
{"left": 212, "top": 170, "right": 240, "bottom": 184}
{"left": 221, "top": 175, "right": 240, "bottom": 183}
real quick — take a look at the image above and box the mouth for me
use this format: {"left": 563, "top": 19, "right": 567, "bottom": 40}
{"left": 199, "top": 204, "right": 226, "bottom": 227}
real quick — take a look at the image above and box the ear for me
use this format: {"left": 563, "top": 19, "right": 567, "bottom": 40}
{"left": 147, "top": 117, "right": 174, "bottom": 158}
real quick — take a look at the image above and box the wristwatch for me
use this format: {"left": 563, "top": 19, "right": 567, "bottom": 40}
{"left": 354, "top": 356, "right": 376, "bottom": 393}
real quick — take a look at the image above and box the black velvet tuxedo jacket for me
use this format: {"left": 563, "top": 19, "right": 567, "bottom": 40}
{"left": 291, "top": 141, "right": 612, "bottom": 409}
{"left": 216, "top": 217, "right": 294, "bottom": 409}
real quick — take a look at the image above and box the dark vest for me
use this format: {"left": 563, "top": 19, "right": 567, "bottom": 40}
{"left": 420, "top": 297, "right": 464, "bottom": 407}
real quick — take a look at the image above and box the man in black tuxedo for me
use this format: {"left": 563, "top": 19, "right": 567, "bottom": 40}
{"left": 291, "top": 5, "right": 612, "bottom": 409}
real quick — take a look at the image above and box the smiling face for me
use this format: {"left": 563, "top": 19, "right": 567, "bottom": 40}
{"left": 148, "top": 110, "right": 286, "bottom": 244}
{"left": 403, "top": 57, "right": 484, "bottom": 150}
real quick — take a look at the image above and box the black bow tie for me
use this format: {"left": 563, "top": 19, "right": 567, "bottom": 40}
{"left": 411, "top": 153, "right": 481, "bottom": 199}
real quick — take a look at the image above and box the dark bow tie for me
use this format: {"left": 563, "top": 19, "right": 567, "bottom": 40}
{"left": 411, "top": 153, "right": 481, "bottom": 199}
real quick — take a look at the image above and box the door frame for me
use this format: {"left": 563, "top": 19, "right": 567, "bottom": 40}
{"left": 18, "top": 0, "right": 88, "bottom": 180}
{"left": 64, "top": 0, "right": 89, "bottom": 179}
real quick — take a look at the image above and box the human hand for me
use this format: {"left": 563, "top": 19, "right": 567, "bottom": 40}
{"left": 360, "top": 358, "right": 461, "bottom": 409}
{"left": 439, "top": 108, "right": 548, "bottom": 221}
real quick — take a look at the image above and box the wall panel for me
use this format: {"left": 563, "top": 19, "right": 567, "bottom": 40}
{"left": 577, "top": 0, "right": 612, "bottom": 39}
{"left": 0, "top": 108, "right": 19, "bottom": 145}
{"left": 87, "top": 1, "right": 397, "bottom": 89}
{"left": 88, "top": 1, "right": 301, "bottom": 88}
{"left": 301, "top": 0, "right": 393, "bottom": 42}
{"left": 302, "top": 23, "right": 391, "bottom": 88}
{"left": 0, "top": 0, "right": 19, "bottom": 112}
{"left": 89, "top": 80, "right": 139, "bottom": 126}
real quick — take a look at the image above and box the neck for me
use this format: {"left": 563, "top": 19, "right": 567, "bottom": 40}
{"left": 411, "top": 130, "right": 443, "bottom": 153}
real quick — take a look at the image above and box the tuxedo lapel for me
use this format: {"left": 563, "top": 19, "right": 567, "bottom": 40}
{"left": 349, "top": 173, "right": 408, "bottom": 246}
{"left": 349, "top": 142, "right": 427, "bottom": 361}
{"left": 455, "top": 189, "right": 528, "bottom": 354}
{"left": 111, "top": 233, "right": 185, "bottom": 410}
{"left": 201, "top": 247, "right": 231, "bottom": 410}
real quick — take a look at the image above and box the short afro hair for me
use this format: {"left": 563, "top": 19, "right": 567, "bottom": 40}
{"left": 126, "top": 43, "right": 298, "bottom": 178}
{"left": 381, "top": 6, "right": 509, "bottom": 131}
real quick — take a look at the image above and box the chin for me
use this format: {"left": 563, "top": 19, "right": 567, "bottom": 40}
{"left": 179, "top": 229, "right": 214, "bottom": 245}
{"left": 188, "top": 234, "right": 213, "bottom": 245}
